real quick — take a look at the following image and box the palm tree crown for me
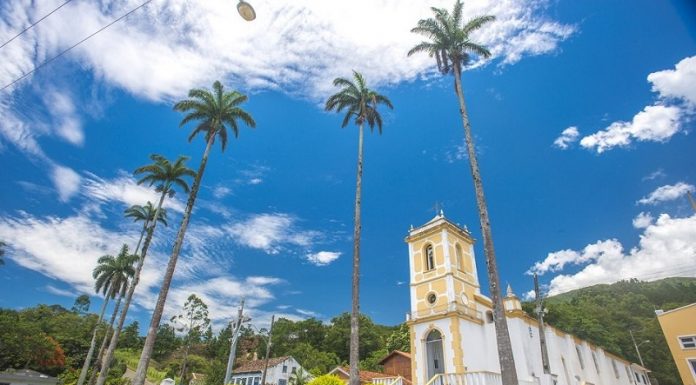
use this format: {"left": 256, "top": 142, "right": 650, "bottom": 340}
{"left": 93, "top": 245, "right": 138, "bottom": 297}
{"left": 125, "top": 202, "right": 168, "bottom": 227}
{"left": 173, "top": 80, "right": 256, "bottom": 151}
{"left": 134, "top": 154, "right": 195, "bottom": 198}
{"left": 325, "top": 71, "right": 393, "bottom": 132}
{"left": 407, "top": 0, "right": 495, "bottom": 74}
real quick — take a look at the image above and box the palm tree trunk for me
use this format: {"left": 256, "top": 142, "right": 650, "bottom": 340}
{"left": 349, "top": 123, "right": 364, "bottom": 385}
{"left": 96, "top": 192, "right": 168, "bottom": 385}
{"left": 77, "top": 287, "right": 114, "bottom": 385}
{"left": 88, "top": 285, "right": 127, "bottom": 385}
{"left": 133, "top": 220, "right": 149, "bottom": 256}
{"left": 452, "top": 64, "right": 518, "bottom": 385}
{"left": 132, "top": 134, "right": 214, "bottom": 385}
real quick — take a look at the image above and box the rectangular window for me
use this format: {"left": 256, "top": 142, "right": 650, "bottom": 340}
{"left": 576, "top": 345, "right": 585, "bottom": 369}
{"left": 254, "top": 378, "right": 260, "bottom": 385}
{"left": 291, "top": 367, "right": 297, "bottom": 374}
{"left": 592, "top": 351, "right": 600, "bottom": 373}
{"left": 241, "top": 378, "right": 247, "bottom": 385}
{"left": 283, "top": 365, "right": 288, "bottom": 373}
{"left": 689, "top": 359, "right": 696, "bottom": 381}
{"left": 634, "top": 372, "right": 640, "bottom": 383}
{"left": 625, "top": 367, "right": 633, "bottom": 384}
{"left": 279, "top": 380, "right": 287, "bottom": 385}
{"left": 680, "top": 336, "right": 696, "bottom": 349}
{"left": 612, "top": 360, "right": 620, "bottom": 379}
{"left": 641, "top": 374, "right": 647, "bottom": 384}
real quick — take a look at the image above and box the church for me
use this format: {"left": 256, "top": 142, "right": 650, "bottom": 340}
{"left": 402, "top": 212, "right": 652, "bottom": 385}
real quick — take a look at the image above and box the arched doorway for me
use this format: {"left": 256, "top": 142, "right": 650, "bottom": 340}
{"left": 425, "top": 329, "right": 445, "bottom": 380}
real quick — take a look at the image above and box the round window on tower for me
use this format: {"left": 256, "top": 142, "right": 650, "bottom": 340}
{"left": 427, "top": 292, "right": 437, "bottom": 306}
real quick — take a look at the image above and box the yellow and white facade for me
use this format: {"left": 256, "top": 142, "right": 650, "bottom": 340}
{"left": 405, "top": 212, "right": 651, "bottom": 385}
{"left": 656, "top": 303, "right": 696, "bottom": 385}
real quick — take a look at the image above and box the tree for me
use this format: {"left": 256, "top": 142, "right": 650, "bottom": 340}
{"left": 407, "top": 2, "right": 517, "bottom": 384}
{"left": 119, "top": 321, "right": 142, "bottom": 350}
{"left": 306, "top": 375, "right": 343, "bottom": 385}
{"left": 325, "top": 71, "right": 393, "bottom": 385}
{"left": 289, "top": 368, "right": 311, "bottom": 385}
{"left": 171, "top": 294, "right": 210, "bottom": 385}
{"left": 385, "top": 323, "right": 409, "bottom": 353}
{"left": 97, "top": 155, "right": 193, "bottom": 385}
{"left": 72, "top": 295, "right": 91, "bottom": 314}
{"left": 78, "top": 245, "right": 137, "bottom": 385}
{"left": 132, "top": 81, "right": 255, "bottom": 385}
{"left": 125, "top": 201, "right": 169, "bottom": 255}
{"left": 153, "top": 324, "right": 180, "bottom": 361}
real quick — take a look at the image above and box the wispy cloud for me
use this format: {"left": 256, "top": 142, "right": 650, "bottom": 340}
{"left": 553, "top": 126, "right": 579, "bottom": 149}
{"left": 637, "top": 182, "right": 695, "bottom": 205}
{"left": 224, "top": 213, "right": 320, "bottom": 254}
{"left": 306, "top": 251, "right": 341, "bottom": 266}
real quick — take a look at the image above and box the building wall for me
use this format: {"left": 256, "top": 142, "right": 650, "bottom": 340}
{"left": 231, "top": 357, "right": 305, "bottom": 385}
{"left": 382, "top": 354, "right": 412, "bottom": 381}
{"left": 406, "top": 215, "right": 651, "bottom": 385}
{"left": 657, "top": 304, "right": 696, "bottom": 385}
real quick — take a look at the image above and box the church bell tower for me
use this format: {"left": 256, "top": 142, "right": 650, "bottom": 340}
{"left": 405, "top": 211, "right": 489, "bottom": 385}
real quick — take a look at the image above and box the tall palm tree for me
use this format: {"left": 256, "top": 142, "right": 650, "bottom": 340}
{"left": 96, "top": 156, "right": 193, "bottom": 385}
{"left": 408, "top": 2, "right": 518, "bottom": 384}
{"left": 78, "top": 245, "right": 137, "bottom": 385}
{"left": 125, "top": 201, "right": 169, "bottom": 255}
{"left": 131, "top": 81, "right": 255, "bottom": 385}
{"left": 87, "top": 203, "right": 169, "bottom": 385}
{"left": 325, "top": 71, "right": 393, "bottom": 385}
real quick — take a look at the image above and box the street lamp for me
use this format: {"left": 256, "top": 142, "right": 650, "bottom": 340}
{"left": 237, "top": 0, "right": 256, "bottom": 21}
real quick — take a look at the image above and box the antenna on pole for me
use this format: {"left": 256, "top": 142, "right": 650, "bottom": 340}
{"left": 224, "top": 299, "right": 248, "bottom": 385}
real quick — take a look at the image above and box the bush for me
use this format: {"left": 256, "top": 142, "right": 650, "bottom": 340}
{"left": 307, "top": 375, "right": 344, "bottom": 385}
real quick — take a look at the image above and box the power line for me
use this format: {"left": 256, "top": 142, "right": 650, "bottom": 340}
{"left": 0, "top": 0, "right": 154, "bottom": 92}
{"left": 0, "top": 0, "right": 74, "bottom": 50}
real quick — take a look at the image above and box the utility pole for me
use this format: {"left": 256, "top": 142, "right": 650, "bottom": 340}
{"left": 629, "top": 330, "right": 646, "bottom": 367}
{"left": 688, "top": 191, "right": 696, "bottom": 212}
{"left": 224, "top": 299, "right": 247, "bottom": 385}
{"left": 534, "top": 273, "right": 550, "bottom": 374}
{"left": 260, "top": 315, "right": 275, "bottom": 385}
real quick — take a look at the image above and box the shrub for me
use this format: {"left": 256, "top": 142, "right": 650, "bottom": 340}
{"left": 307, "top": 375, "right": 344, "bottom": 385}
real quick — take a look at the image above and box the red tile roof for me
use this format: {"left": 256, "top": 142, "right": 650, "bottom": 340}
{"left": 234, "top": 357, "right": 290, "bottom": 374}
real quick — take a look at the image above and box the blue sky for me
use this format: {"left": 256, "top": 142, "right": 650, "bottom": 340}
{"left": 1, "top": 0, "right": 695, "bottom": 330}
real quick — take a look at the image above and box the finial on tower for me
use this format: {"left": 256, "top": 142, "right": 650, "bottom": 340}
{"left": 506, "top": 283, "right": 514, "bottom": 297}
{"left": 409, "top": 224, "right": 414, "bottom": 231}
{"left": 439, "top": 209, "right": 444, "bottom": 217}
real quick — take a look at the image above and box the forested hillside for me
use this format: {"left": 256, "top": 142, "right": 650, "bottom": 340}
{"left": 0, "top": 303, "right": 409, "bottom": 385}
{"left": 522, "top": 277, "right": 696, "bottom": 385}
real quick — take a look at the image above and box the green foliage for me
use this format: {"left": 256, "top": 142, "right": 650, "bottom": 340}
{"left": 153, "top": 324, "right": 181, "bottom": 361}
{"left": 306, "top": 375, "right": 343, "bottom": 385}
{"left": 118, "top": 322, "right": 143, "bottom": 350}
{"left": 203, "top": 359, "right": 226, "bottom": 385}
{"left": 324, "top": 313, "right": 384, "bottom": 363}
{"left": 523, "top": 277, "right": 696, "bottom": 385}
{"left": 385, "top": 323, "right": 409, "bottom": 352}
{"left": 285, "top": 343, "right": 339, "bottom": 376}
{"left": 134, "top": 154, "right": 195, "bottom": 198}
{"left": 289, "top": 367, "right": 312, "bottom": 385}
{"left": 325, "top": 71, "right": 393, "bottom": 132}
{"left": 359, "top": 348, "right": 388, "bottom": 372}
{"left": 71, "top": 295, "right": 90, "bottom": 314}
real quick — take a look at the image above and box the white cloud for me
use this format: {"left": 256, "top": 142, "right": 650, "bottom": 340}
{"left": 522, "top": 290, "right": 536, "bottom": 301}
{"left": 224, "top": 213, "right": 319, "bottom": 254}
{"left": 579, "top": 105, "right": 682, "bottom": 153}
{"left": 44, "top": 90, "right": 84, "bottom": 146}
{"left": 530, "top": 213, "right": 696, "bottom": 295}
{"left": 0, "top": 0, "right": 573, "bottom": 101}
{"left": 248, "top": 178, "right": 263, "bottom": 185}
{"left": 637, "top": 182, "right": 695, "bottom": 205}
{"left": 306, "top": 251, "right": 341, "bottom": 266}
{"left": 213, "top": 186, "right": 232, "bottom": 199}
{"left": 647, "top": 55, "right": 696, "bottom": 106}
{"left": 642, "top": 169, "right": 666, "bottom": 181}
{"left": 45, "top": 285, "right": 79, "bottom": 297}
{"left": 51, "top": 164, "right": 82, "bottom": 202}
{"left": 632, "top": 212, "right": 654, "bottom": 229}
{"left": 553, "top": 126, "right": 579, "bottom": 149}
{"left": 82, "top": 171, "right": 185, "bottom": 213}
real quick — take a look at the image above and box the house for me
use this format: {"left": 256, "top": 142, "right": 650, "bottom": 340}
{"left": 656, "top": 303, "right": 696, "bottom": 385}
{"left": 0, "top": 369, "right": 58, "bottom": 385}
{"left": 328, "top": 367, "right": 387, "bottom": 385}
{"left": 404, "top": 212, "right": 652, "bottom": 385}
{"left": 231, "top": 356, "right": 308, "bottom": 385}
{"left": 379, "top": 351, "right": 412, "bottom": 384}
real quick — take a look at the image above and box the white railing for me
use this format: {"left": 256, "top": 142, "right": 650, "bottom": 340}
{"left": 425, "top": 372, "right": 539, "bottom": 385}
{"left": 372, "top": 377, "right": 404, "bottom": 385}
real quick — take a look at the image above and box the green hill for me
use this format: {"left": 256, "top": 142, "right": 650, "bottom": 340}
{"left": 522, "top": 277, "right": 696, "bottom": 385}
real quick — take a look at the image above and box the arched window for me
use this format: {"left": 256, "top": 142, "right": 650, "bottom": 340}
{"left": 485, "top": 310, "right": 494, "bottom": 323}
{"left": 455, "top": 244, "right": 464, "bottom": 271}
{"left": 425, "top": 330, "right": 444, "bottom": 379}
{"left": 424, "top": 244, "right": 435, "bottom": 271}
